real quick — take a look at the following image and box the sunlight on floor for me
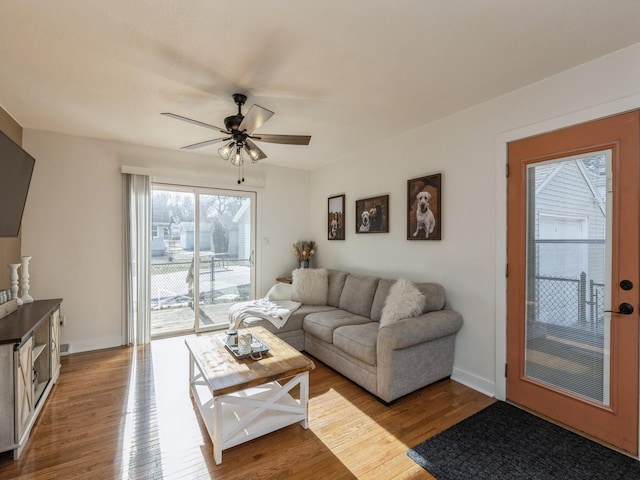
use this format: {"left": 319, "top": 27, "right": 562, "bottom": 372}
{"left": 526, "top": 349, "right": 590, "bottom": 375}
{"left": 118, "top": 347, "right": 138, "bottom": 479}
{"left": 151, "top": 336, "right": 207, "bottom": 477}
{"left": 117, "top": 336, "right": 211, "bottom": 479}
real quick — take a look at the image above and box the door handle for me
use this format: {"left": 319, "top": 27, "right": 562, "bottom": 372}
{"left": 605, "top": 303, "right": 634, "bottom": 315}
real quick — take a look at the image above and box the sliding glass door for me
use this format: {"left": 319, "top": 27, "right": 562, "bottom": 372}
{"left": 194, "top": 191, "right": 255, "bottom": 331}
{"left": 150, "top": 187, "right": 194, "bottom": 336}
{"left": 150, "top": 185, "right": 255, "bottom": 337}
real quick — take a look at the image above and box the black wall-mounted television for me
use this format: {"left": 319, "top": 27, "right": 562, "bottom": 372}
{"left": 0, "top": 130, "right": 35, "bottom": 237}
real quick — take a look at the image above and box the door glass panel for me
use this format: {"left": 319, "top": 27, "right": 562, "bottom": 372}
{"left": 196, "top": 192, "right": 254, "bottom": 331}
{"left": 525, "top": 150, "right": 611, "bottom": 405}
{"left": 150, "top": 188, "right": 196, "bottom": 336}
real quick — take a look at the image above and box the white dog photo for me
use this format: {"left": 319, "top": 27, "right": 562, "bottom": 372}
{"left": 413, "top": 190, "right": 436, "bottom": 238}
{"left": 329, "top": 219, "right": 339, "bottom": 238}
{"left": 359, "top": 211, "right": 370, "bottom": 232}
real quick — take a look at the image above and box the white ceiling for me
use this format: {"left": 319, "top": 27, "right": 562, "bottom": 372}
{"left": 1, "top": 1, "right": 640, "bottom": 170}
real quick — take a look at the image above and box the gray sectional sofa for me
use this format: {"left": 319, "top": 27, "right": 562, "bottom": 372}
{"left": 238, "top": 269, "right": 463, "bottom": 403}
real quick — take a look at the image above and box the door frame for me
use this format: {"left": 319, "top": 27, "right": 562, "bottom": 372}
{"left": 493, "top": 106, "right": 640, "bottom": 459}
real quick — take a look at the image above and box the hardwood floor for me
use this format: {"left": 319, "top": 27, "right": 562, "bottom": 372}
{"left": 0, "top": 335, "right": 494, "bottom": 479}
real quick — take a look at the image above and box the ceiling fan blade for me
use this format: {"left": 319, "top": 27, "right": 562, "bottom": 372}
{"left": 180, "top": 137, "right": 229, "bottom": 150}
{"left": 252, "top": 134, "right": 311, "bottom": 145}
{"left": 238, "top": 104, "right": 274, "bottom": 134}
{"left": 245, "top": 139, "right": 268, "bottom": 161}
{"left": 161, "top": 112, "right": 229, "bottom": 133}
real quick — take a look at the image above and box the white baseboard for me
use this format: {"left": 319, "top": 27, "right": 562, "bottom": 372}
{"left": 451, "top": 367, "right": 496, "bottom": 398}
{"left": 61, "top": 336, "right": 124, "bottom": 355}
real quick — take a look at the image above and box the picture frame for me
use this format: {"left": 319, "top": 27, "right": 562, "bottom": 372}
{"left": 355, "top": 194, "right": 389, "bottom": 233}
{"left": 328, "top": 194, "right": 346, "bottom": 240}
{"left": 407, "top": 173, "right": 441, "bottom": 240}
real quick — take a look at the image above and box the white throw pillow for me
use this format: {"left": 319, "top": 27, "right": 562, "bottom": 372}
{"left": 265, "top": 282, "right": 293, "bottom": 301}
{"left": 292, "top": 268, "right": 329, "bottom": 305}
{"left": 379, "top": 278, "right": 425, "bottom": 327}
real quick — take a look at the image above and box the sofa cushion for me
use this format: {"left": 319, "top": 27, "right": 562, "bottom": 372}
{"left": 333, "top": 322, "right": 379, "bottom": 366}
{"left": 292, "top": 268, "right": 328, "bottom": 305}
{"left": 338, "top": 274, "right": 379, "bottom": 318}
{"left": 380, "top": 278, "right": 425, "bottom": 327}
{"left": 370, "top": 278, "right": 394, "bottom": 322}
{"left": 327, "top": 270, "right": 349, "bottom": 308}
{"left": 303, "top": 309, "right": 371, "bottom": 343}
{"left": 415, "top": 282, "right": 446, "bottom": 313}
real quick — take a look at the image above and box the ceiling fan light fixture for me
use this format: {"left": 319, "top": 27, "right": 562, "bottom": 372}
{"left": 231, "top": 147, "right": 244, "bottom": 167}
{"left": 244, "top": 143, "right": 261, "bottom": 162}
{"left": 218, "top": 141, "right": 234, "bottom": 161}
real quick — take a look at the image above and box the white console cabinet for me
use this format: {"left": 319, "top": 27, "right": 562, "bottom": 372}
{"left": 0, "top": 299, "right": 62, "bottom": 459}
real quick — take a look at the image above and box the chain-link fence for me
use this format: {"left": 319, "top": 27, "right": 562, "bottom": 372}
{"left": 151, "top": 255, "right": 250, "bottom": 310}
{"left": 534, "top": 272, "right": 604, "bottom": 332}
{"left": 151, "top": 259, "right": 192, "bottom": 308}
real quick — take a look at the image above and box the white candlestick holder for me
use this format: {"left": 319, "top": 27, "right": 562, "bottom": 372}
{"left": 20, "top": 256, "right": 33, "bottom": 304}
{"left": 7, "top": 263, "right": 22, "bottom": 306}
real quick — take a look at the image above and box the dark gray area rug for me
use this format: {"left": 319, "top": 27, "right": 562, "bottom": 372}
{"left": 407, "top": 401, "right": 640, "bottom": 480}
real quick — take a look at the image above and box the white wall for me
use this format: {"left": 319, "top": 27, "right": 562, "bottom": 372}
{"left": 21, "top": 131, "right": 310, "bottom": 353}
{"left": 309, "top": 42, "right": 640, "bottom": 397}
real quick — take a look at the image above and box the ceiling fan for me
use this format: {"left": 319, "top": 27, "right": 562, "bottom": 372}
{"left": 162, "top": 93, "right": 311, "bottom": 183}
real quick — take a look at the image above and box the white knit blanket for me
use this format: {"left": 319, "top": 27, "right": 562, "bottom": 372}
{"left": 228, "top": 299, "right": 301, "bottom": 330}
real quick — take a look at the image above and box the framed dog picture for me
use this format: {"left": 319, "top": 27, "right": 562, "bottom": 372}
{"left": 328, "top": 194, "right": 345, "bottom": 240}
{"left": 407, "top": 173, "right": 441, "bottom": 240}
{"left": 355, "top": 194, "right": 389, "bottom": 233}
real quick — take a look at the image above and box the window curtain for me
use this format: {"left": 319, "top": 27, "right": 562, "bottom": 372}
{"left": 123, "top": 173, "right": 151, "bottom": 345}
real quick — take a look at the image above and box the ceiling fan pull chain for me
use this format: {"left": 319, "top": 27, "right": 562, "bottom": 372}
{"left": 237, "top": 162, "right": 245, "bottom": 184}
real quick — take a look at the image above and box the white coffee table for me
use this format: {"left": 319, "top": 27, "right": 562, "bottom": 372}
{"left": 185, "top": 326, "right": 315, "bottom": 464}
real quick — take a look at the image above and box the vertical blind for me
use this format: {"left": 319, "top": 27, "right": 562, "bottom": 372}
{"left": 123, "top": 173, "right": 151, "bottom": 345}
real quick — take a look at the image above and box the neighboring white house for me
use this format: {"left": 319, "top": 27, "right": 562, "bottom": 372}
{"left": 233, "top": 198, "right": 252, "bottom": 261}
{"left": 179, "top": 222, "right": 213, "bottom": 251}
{"left": 151, "top": 222, "right": 170, "bottom": 257}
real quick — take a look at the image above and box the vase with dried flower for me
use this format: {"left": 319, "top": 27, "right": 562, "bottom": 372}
{"left": 291, "top": 241, "right": 316, "bottom": 268}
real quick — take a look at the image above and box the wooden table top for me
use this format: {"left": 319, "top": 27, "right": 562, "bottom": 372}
{"left": 0, "top": 299, "right": 62, "bottom": 344}
{"left": 185, "top": 326, "right": 315, "bottom": 396}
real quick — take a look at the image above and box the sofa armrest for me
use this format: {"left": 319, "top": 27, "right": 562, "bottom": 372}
{"left": 377, "top": 309, "right": 463, "bottom": 350}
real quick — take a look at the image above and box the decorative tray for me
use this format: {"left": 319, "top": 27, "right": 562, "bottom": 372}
{"left": 0, "top": 298, "right": 18, "bottom": 320}
{"left": 221, "top": 334, "right": 270, "bottom": 360}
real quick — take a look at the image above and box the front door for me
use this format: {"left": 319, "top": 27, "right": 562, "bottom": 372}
{"left": 506, "top": 111, "right": 639, "bottom": 455}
